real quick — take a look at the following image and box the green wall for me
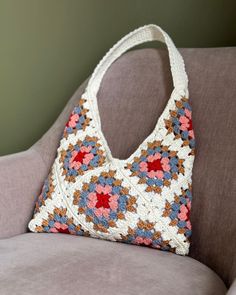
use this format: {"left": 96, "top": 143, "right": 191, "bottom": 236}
{"left": 0, "top": 0, "right": 235, "bottom": 156}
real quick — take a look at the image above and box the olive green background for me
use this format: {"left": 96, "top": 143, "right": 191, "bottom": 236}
{"left": 0, "top": 0, "right": 235, "bottom": 156}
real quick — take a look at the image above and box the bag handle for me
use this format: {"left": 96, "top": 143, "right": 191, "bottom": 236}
{"left": 86, "top": 24, "right": 188, "bottom": 97}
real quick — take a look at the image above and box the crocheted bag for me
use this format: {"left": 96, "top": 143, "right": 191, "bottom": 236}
{"left": 29, "top": 24, "right": 195, "bottom": 255}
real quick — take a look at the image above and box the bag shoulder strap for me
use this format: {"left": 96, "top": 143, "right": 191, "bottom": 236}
{"left": 86, "top": 24, "right": 188, "bottom": 97}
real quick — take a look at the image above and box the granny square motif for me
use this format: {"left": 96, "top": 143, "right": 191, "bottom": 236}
{"left": 29, "top": 24, "right": 195, "bottom": 255}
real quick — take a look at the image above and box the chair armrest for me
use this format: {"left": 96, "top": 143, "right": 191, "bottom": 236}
{"left": 0, "top": 81, "right": 87, "bottom": 239}
{"left": 0, "top": 148, "right": 47, "bottom": 239}
{"left": 227, "top": 279, "right": 236, "bottom": 294}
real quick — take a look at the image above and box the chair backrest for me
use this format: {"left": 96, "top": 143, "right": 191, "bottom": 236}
{"left": 35, "top": 47, "right": 236, "bottom": 287}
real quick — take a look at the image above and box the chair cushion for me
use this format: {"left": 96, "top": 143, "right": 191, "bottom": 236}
{"left": 0, "top": 233, "right": 226, "bottom": 295}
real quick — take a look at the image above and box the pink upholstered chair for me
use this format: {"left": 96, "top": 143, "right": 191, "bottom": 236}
{"left": 0, "top": 47, "right": 235, "bottom": 294}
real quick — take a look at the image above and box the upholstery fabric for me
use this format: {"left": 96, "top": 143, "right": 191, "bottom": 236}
{"left": 227, "top": 279, "right": 236, "bottom": 295}
{"left": 0, "top": 233, "right": 226, "bottom": 295}
{"left": 1, "top": 47, "right": 235, "bottom": 288}
{"left": 0, "top": 149, "right": 47, "bottom": 238}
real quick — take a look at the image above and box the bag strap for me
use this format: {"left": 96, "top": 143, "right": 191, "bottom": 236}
{"left": 86, "top": 24, "right": 188, "bottom": 98}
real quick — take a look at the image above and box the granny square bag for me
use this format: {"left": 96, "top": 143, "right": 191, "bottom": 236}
{"left": 29, "top": 24, "right": 195, "bottom": 255}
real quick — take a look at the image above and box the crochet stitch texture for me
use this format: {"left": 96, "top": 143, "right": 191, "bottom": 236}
{"left": 29, "top": 25, "right": 195, "bottom": 255}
